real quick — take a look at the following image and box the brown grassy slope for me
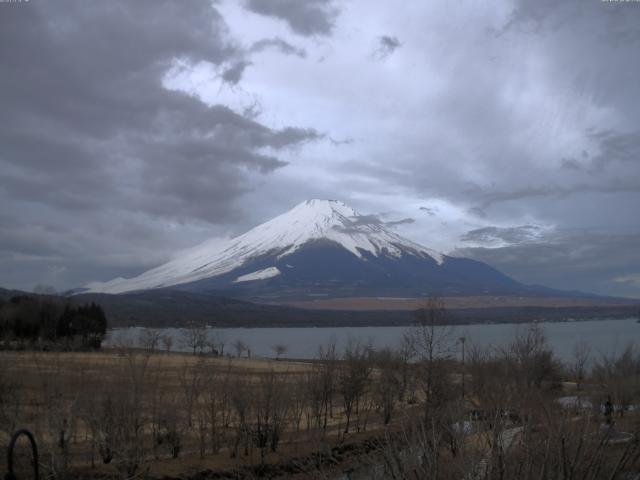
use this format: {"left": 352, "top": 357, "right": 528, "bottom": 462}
{"left": 284, "top": 295, "right": 638, "bottom": 311}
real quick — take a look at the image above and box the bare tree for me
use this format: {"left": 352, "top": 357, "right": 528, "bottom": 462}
{"left": 233, "top": 339, "right": 247, "bottom": 358}
{"left": 161, "top": 334, "right": 173, "bottom": 353}
{"left": 397, "top": 334, "right": 415, "bottom": 402}
{"left": 305, "top": 367, "right": 324, "bottom": 432}
{"left": 406, "top": 296, "right": 454, "bottom": 422}
{"left": 0, "top": 358, "right": 23, "bottom": 435}
{"left": 373, "top": 348, "right": 401, "bottom": 425}
{"left": 251, "top": 369, "right": 290, "bottom": 465}
{"left": 363, "top": 332, "right": 640, "bottom": 479}
{"left": 94, "top": 351, "right": 151, "bottom": 479}
{"left": 288, "top": 374, "right": 308, "bottom": 432}
{"left": 138, "top": 328, "right": 161, "bottom": 352}
{"left": 593, "top": 344, "right": 640, "bottom": 418}
{"left": 339, "top": 340, "right": 371, "bottom": 433}
{"left": 156, "top": 403, "right": 183, "bottom": 459}
{"left": 467, "top": 344, "right": 510, "bottom": 414}
{"left": 316, "top": 340, "right": 338, "bottom": 431}
{"left": 201, "top": 366, "right": 222, "bottom": 455}
{"left": 215, "top": 331, "right": 227, "bottom": 357}
{"left": 147, "top": 365, "right": 165, "bottom": 460}
{"left": 302, "top": 340, "right": 339, "bottom": 436}
{"left": 178, "top": 358, "right": 205, "bottom": 428}
{"left": 181, "top": 323, "right": 208, "bottom": 354}
{"left": 272, "top": 343, "right": 288, "bottom": 360}
{"left": 408, "top": 295, "right": 452, "bottom": 363}
{"left": 571, "top": 340, "right": 591, "bottom": 392}
{"left": 33, "top": 352, "right": 81, "bottom": 479}
{"left": 506, "top": 323, "right": 559, "bottom": 389}
{"left": 205, "top": 330, "right": 225, "bottom": 356}
{"left": 229, "top": 376, "right": 250, "bottom": 458}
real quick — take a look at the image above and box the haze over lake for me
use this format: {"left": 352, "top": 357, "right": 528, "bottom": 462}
{"left": 107, "top": 318, "right": 639, "bottom": 362}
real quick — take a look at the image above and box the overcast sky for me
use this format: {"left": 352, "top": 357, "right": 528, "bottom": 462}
{"left": 1, "top": 0, "right": 640, "bottom": 298}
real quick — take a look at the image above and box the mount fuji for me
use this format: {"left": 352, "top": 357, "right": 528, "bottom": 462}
{"left": 81, "top": 199, "right": 552, "bottom": 299}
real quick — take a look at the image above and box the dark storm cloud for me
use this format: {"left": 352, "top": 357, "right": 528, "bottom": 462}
{"left": 559, "top": 130, "right": 640, "bottom": 174}
{"left": 460, "top": 225, "right": 544, "bottom": 245}
{"left": 267, "top": 128, "right": 325, "bottom": 150}
{"left": 419, "top": 207, "right": 437, "bottom": 216}
{"left": 244, "top": 0, "right": 339, "bottom": 36}
{"left": 343, "top": 0, "right": 640, "bottom": 215}
{"left": 325, "top": 1, "right": 639, "bottom": 297}
{"left": 348, "top": 215, "right": 385, "bottom": 226}
{"left": 454, "top": 231, "right": 640, "bottom": 298}
{"left": 0, "top": 222, "right": 67, "bottom": 258}
{"left": 0, "top": 0, "right": 321, "bottom": 290}
{"left": 329, "top": 137, "right": 354, "bottom": 146}
{"left": 502, "top": 0, "right": 640, "bottom": 119}
{"left": 385, "top": 218, "right": 415, "bottom": 227}
{"left": 505, "top": 0, "right": 640, "bottom": 41}
{"left": 249, "top": 38, "right": 307, "bottom": 58}
{"left": 333, "top": 214, "right": 415, "bottom": 234}
{"left": 221, "top": 60, "right": 253, "bottom": 85}
{"left": 470, "top": 177, "right": 640, "bottom": 213}
{"left": 0, "top": 1, "right": 319, "bottom": 221}
{"left": 372, "top": 35, "right": 401, "bottom": 60}
{"left": 350, "top": 214, "right": 415, "bottom": 228}
{"left": 2, "top": 0, "right": 640, "bottom": 298}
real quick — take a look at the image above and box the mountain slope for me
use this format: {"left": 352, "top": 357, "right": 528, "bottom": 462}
{"left": 81, "top": 199, "right": 555, "bottom": 298}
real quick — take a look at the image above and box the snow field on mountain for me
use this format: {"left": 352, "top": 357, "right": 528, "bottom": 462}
{"left": 83, "top": 199, "right": 444, "bottom": 294}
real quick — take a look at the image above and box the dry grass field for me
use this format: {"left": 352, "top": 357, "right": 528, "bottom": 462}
{"left": 0, "top": 348, "right": 406, "bottom": 479}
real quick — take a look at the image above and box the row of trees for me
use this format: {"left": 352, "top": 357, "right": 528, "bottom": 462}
{"left": 0, "top": 343, "right": 403, "bottom": 479}
{"left": 0, "top": 295, "right": 107, "bottom": 349}
{"left": 135, "top": 325, "right": 290, "bottom": 360}
{"left": 374, "top": 332, "right": 640, "bottom": 480}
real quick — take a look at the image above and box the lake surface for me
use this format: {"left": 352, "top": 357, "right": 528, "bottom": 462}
{"left": 105, "top": 318, "right": 640, "bottom": 363}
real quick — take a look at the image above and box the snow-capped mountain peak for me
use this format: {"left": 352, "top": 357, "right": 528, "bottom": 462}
{"left": 83, "top": 199, "right": 444, "bottom": 294}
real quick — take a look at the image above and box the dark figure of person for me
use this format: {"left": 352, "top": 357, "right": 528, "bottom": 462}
{"left": 604, "top": 396, "right": 614, "bottom": 425}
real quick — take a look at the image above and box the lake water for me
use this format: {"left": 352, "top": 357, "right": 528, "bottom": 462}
{"left": 105, "top": 318, "right": 640, "bottom": 363}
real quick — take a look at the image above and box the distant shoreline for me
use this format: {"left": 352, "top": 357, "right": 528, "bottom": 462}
{"left": 3, "top": 287, "right": 638, "bottom": 329}
{"left": 108, "top": 315, "right": 639, "bottom": 332}
{"left": 103, "top": 304, "right": 639, "bottom": 328}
